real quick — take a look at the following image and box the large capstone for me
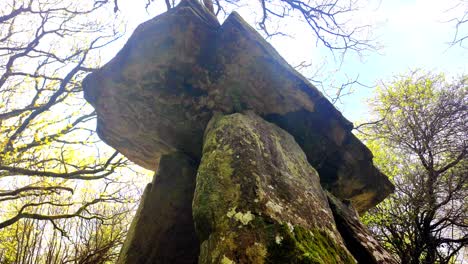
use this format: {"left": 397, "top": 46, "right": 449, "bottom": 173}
{"left": 192, "top": 112, "right": 356, "bottom": 263}
{"left": 82, "top": 0, "right": 393, "bottom": 212}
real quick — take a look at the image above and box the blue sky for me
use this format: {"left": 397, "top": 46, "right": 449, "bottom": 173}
{"left": 114, "top": 0, "right": 467, "bottom": 124}
{"left": 266, "top": 0, "right": 468, "bottom": 122}
{"left": 335, "top": 0, "right": 467, "bottom": 122}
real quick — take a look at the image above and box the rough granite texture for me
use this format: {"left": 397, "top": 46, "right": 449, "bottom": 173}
{"left": 83, "top": 0, "right": 397, "bottom": 263}
{"left": 117, "top": 152, "right": 199, "bottom": 264}
{"left": 82, "top": 0, "right": 393, "bottom": 212}
{"left": 192, "top": 112, "right": 356, "bottom": 264}
{"left": 327, "top": 192, "right": 398, "bottom": 264}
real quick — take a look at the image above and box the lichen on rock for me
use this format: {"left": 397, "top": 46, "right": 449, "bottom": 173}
{"left": 227, "top": 207, "right": 255, "bottom": 225}
{"left": 82, "top": 0, "right": 396, "bottom": 262}
{"left": 192, "top": 112, "right": 355, "bottom": 263}
{"left": 267, "top": 224, "right": 356, "bottom": 264}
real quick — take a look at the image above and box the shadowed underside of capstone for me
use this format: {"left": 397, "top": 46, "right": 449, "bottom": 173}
{"left": 83, "top": 0, "right": 393, "bottom": 213}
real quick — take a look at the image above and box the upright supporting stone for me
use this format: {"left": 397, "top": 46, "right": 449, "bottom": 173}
{"left": 82, "top": 1, "right": 397, "bottom": 262}
{"left": 118, "top": 152, "right": 199, "bottom": 264}
{"left": 192, "top": 112, "right": 356, "bottom": 264}
{"left": 327, "top": 193, "right": 398, "bottom": 264}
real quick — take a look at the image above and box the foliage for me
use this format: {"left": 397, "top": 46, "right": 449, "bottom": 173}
{"left": 0, "top": 194, "right": 133, "bottom": 264}
{"left": 0, "top": 0, "right": 378, "bottom": 261}
{"left": 361, "top": 71, "right": 468, "bottom": 264}
{"left": 1, "top": 0, "right": 463, "bottom": 262}
{"left": 0, "top": 0, "right": 152, "bottom": 263}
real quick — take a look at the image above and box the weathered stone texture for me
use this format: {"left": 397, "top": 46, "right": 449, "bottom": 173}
{"left": 192, "top": 112, "right": 356, "bottom": 264}
{"left": 83, "top": 0, "right": 219, "bottom": 170}
{"left": 82, "top": 0, "right": 397, "bottom": 262}
{"left": 117, "top": 152, "right": 199, "bottom": 264}
{"left": 83, "top": 0, "right": 393, "bottom": 212}
{"left": 327, "top": 193, "right": 398, "bottom": 264}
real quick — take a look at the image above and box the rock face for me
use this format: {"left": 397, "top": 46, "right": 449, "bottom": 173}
{"left": 83, "top": 0, "right": 396, "bottom": 262}
{"left": 117, "top": 152, "right": 199, "bottom": 264}
{"left": 83, "top": 0, "right": 219, "bottom": 171}
{"left": 83, "top": 0, "right": 393, "bottom": 212}
{"left": 327, "top": 193, "right": 398, "bottom": 264}
{"left": 193, "top": 112, "right": 356, "bottom": 263}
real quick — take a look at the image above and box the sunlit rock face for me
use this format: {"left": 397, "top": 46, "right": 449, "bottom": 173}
{"left": 193, "top": 112, "right": 356, "bottom": 264}
{"left": 83, "top": 0, "right": 392, "bottom": 212}
{"left": 83, "top": 0, "right": 219, "bottom": 171}
{"left": 83, "top": 0, "right": 396, "bottom": 263}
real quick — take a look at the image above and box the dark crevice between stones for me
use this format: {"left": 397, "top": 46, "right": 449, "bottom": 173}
{"left": 330, "top": 213, "right": 376, "bottom": 263}
{"left": 83, "top": 0, "right": 393, "bottom": 211}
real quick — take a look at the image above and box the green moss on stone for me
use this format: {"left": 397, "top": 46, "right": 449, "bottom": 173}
{"left": 193, "top": 115, "right": 242, "bottom": 242}
{"left": 195, "top": 113, "right": 356, "bottom": 263}
{"left": 266, "top": 224, "right": 356, "bottom": 264}
{"left": 246, "top": 242, "right": 267, "bottom": 264}
{"left": 193, "top": 144, "right": 238, "bottom": 241}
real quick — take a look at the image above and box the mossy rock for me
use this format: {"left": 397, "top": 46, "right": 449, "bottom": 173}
{"left": 193, "top": 112, "right": 355, "bottom": 264}
{"left": 267, "top": 225, "right": 356, "bottom": 264}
